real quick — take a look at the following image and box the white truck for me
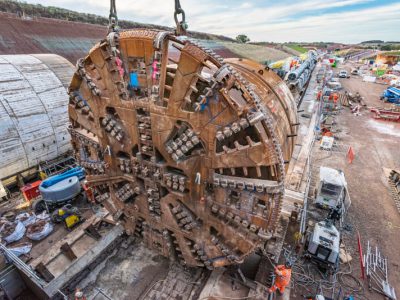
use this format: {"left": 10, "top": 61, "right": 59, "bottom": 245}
{"left": 315, "top": 167, "right": 347, "bottom": 209}
{"left": 338, "top": 70, "right": 349, "bottom": 78}
{"left": 351, "top": 69, "right": 359, "bottom": 75}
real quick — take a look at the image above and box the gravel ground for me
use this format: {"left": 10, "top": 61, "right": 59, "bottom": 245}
{"left": 308, "top": 62, "right": 400, "bottom": 299}
{"left": 81, "top": 239, "right": 170, "bottom": 300}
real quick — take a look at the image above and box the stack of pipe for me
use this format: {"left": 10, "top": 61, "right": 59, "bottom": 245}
{"left": 287, "top": 50, "right": 317, "bottom": 90}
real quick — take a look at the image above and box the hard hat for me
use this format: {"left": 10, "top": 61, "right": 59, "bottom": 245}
{"left": 75, "top": 291, "right": 83, "bottom": 298}
{"left": 316, "top": 295, "right": 325, "bottom": 300}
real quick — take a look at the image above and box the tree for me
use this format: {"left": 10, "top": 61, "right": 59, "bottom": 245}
{"left": 236, "top": 34, "right": 250, "bottom": 44}
{"left": 381, "top": 45, "right": 392, "bottom": 51}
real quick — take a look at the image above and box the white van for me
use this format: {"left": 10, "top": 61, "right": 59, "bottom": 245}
{"left": 338, "top": 70, "right": 349, "bottom": 78}
{"left": 351, "top": 69, "right": 359, "bottom": 75}
{"left": 315, "top": 167, "right": 347, "bottom": 209}
{"left": 326, "top": 81, "right": 342, "bottom": 90}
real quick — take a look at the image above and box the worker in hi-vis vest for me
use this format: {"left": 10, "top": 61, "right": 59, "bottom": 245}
{"left": 269, "top": 262, "right": 292, "bottom": 294}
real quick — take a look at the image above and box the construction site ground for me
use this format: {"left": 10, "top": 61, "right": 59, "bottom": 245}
{"left": 77, "top": 238, "right": 209, "bottom": 300}
{"left": 69, "top": 63, "right": 400, "bottom": 300}
{"left": 340, "top": 61, "right": 399, "bottom": 289}
{"left": 297, "top": 61, "right": 400, "bottom": 299}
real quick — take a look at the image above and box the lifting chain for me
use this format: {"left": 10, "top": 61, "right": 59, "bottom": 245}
{"left": 108, "top": 0, "right": 187, "bottom": 35}
{"left": 174, "top": 0, "right": 188, "bottom": 36}
{"left": 108, "top": 0, "right": 119, "bottom": 32}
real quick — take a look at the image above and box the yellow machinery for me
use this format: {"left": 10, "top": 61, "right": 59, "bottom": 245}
{"left": 51, "top": 204, "right": 82, "bottom": 229}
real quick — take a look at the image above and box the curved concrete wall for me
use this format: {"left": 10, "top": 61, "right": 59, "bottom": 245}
{"left": 0, "top": 54, "right": 74, "bottom": 179}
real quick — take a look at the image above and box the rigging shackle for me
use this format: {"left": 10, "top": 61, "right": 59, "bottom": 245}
{"left": 174, "top": 0, "right": 188, "bottom": 36}
{"left": 108, "top": 0, "right": 119, "bottom": 32}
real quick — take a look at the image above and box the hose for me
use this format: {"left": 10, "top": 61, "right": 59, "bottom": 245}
{"left": 289, "top": 249, "right": 366, "bottom": 299}
{"left": 338, "top": 273, "right": 363, "bottom": 293}
{"left": 199, "top": 293, "right": 265, "bottom": 300}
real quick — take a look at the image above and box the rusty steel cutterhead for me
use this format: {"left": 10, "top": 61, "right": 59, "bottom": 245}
{"left": 68, "top": 29, "right": 298, "bottom": 269}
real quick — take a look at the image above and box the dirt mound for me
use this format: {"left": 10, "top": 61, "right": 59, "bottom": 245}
{"left": 0, "top": 12, "right": 106, "bottom": 63}
{"left": 1, "top": 221, "right": 16, "bottom": 236}
{"left": 26, "top": 219, "right": 47, "bottom": 234}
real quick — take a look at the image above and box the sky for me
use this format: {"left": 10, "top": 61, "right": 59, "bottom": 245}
{"left": 24, "top": 0, "right": 400, "bottom": 43}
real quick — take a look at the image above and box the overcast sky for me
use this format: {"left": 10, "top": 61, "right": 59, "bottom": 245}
{"left": 24, "top": 0, "right": 400, "bottom": 43}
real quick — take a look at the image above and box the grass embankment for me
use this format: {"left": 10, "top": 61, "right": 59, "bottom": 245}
{"left": 286, "top": 44, "right": 308, "bottom": 54}
{"left": 220, "top": 42, "right": 290, "bottom": 63}
{"left": 381, "top": 51, "right": 400, "bottom": 56}
{"left": 335, "top": 48, "right": 363, "bottom": 57}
